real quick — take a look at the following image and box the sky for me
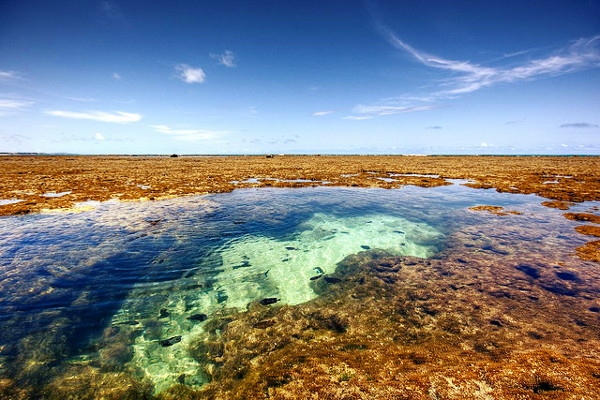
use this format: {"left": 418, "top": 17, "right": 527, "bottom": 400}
{"left": 1, "top": 0, "right": 599, "bottom": 155}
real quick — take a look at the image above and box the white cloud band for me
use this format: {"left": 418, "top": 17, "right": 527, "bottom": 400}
{"left": 45, "top": 110, "right": 142, "bottom": 123}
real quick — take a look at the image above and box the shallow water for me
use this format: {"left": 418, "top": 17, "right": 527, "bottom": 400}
{"left": 0, "top": 185, "right": 598, "bottom": 396}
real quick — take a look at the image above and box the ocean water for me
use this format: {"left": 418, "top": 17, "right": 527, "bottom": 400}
{"left": 0, "top": 185, "right": 597, "bottom": 396}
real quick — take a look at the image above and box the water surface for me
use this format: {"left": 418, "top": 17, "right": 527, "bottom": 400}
{"left": 0, "top": 185, "right": 598, "bottom": 396}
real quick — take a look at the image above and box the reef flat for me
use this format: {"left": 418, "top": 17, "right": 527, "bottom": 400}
{"left": 1, "top": 155, "right": 599, "bottom": 216}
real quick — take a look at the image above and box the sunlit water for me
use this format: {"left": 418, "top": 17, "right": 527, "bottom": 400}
{"left": 0, "top": 185, "right": 597, "bottom": 394}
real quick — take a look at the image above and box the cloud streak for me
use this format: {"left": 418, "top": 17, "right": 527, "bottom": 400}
{"left": 45, "top": 110, "right": 141, "bottom": 123}
{"left": 380, "top": 28, "right": 600, "bottom": 97}
{"left": 175, "top": 64, "right": 206, "bottom": 83}
{"left": 0, "top": 71, "right": 20, "bottom": 81}
{"left": 352, "top": 104, "right": 445, "bottom": 117}
{"left": 349, "top": 28, "right": 600, "bottom": 121}
{"left": 151, "top": 125, "right": 228, "bottom": 141}
{"left": 210, "top": 50, "right": 236, "bottom": 67}
{"left": 312, "top": 110, "right": 336, "bottom": 116}
{"left": 0, "top": 99, "right": 34, "bottom": 116}
{"left": 560, "top": 122, "right": 599, "bottom": 128}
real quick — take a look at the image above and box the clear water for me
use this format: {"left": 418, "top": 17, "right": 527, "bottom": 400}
{"left": 0, "top": 185, "right": 595, "bottom": 395}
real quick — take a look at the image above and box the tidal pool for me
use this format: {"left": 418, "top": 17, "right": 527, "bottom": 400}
{"left": 0, "top": 185, "right": 599, "bottom": 397}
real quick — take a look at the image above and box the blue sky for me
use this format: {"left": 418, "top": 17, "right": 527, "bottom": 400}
{"left": 1, "top": 0, "right": 599, "bottom": 154}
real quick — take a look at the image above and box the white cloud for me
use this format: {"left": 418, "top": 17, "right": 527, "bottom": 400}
{"left": 352, "top": 104, "right": 445, "bottom": 117}
{"left": 175, "top": 64, "right": 206, "bottom": 83}
{"left": 45, "top": 110, "right": 141, "bottom": 123}
{"left": 94, "top": 132, "right": 106, "bottom": 141}
{"left": 380, "top": 28, "right": 600, "bottom": 97}
{"left": 210, "top": 50, "right": 236, "bottom": 67}
{"left": 112, "top": 72, "right": 121, "bottom": 79}
{"left": 343, "top": 115, "right": 373, "bottom": 120}
{"left": 0, "top": 99, "right": 34, "bottom": 116}
{"left": 312, "top": 110, "right": 336, "bottom": 116}
{"left": 151, "top": 125, "right": 228, "bottom": 141}
{"left": 0, "top": 71, "right": 19, "bottom": 81}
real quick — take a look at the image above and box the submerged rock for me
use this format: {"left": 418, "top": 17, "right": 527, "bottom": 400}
{"left": 324, "top": 277, "right": 342, "bottom": 284}
{"left": 158, "top": 308, "right": 170, "bottom": 318}
{"left": 159, "top": 336, "right": 182, "bottom": 347}
{"left": 310, "top": 275, "right": 323, "bottom": 281}
{"left": 259, "top": 298, "right": 280, "bottom": 305}
{"left": 187, "top": 313, "right": 208, "bottom": 322}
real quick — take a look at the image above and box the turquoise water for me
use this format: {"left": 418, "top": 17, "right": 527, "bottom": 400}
{"left": 0, "top": 185, "right": 592, "bottom": 395}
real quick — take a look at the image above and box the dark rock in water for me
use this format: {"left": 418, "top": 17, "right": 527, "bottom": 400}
{"left": 170, "top": 154, "right": 178, "bottom": 158}
{"left": 253, "top": 319, "right": 277, "bottom": 329}
{"left": 159, "top": 308, "right": 170, "bottom": 318}
{"left": 515, "top": 264, "right": 540, "bottom": 279}
{"left": 490, "top": 319, "right": 503, "bottom": 327}
{"left": 555, "top": 271, "right": 579, "bottom": 281}
{"left": 366, "top": 221, "right": 372, "bottom": 224}
{"left": 313, "top": 266, "right": 324, "bottom": 274}
{"left": 259, "top": 297, "right": 280, "bottom": 305}
{"left": 233, "top": 261, "right": 251, "bottom": 269}
{"left": 542, "top": 284, "right": 577, "bottom": 297}
{"left": 159, "top": 336, "right": 182, "bottom": 347}
{"left": 149, "top": 219, "right": 162, "bottom": 226}
{"left": 310, "top": 275, "right": 323, "bottom": 281}
{"left": 285, "top": 246, "right": 298, "bottom": 250}
{"left": 264, "top": 269, "right": 270, "bottom": 277}
{"left": 325, "top": 315, "right": 348, "bottom": 333}
{"left": 187, "top": 313, "right": 208, "bottom": 322}
{"left": 361, "top": 245, "right": 371, "bottom": 250}
{"left": 324, "top": 277, "right": 342, "bottom": 284}
{"left": 281, "top": 258, "right": 289, "bottom": 262}
{"left": 216, "top": 292, "right": 228, "bottom": 303}
{"left": 177, "top": 374, "right": 186, "bottom": 384}
{"left": 393, "top": 230, "right": 405, "bottom": 234}
{"left": 589, "top": 307, "right": 600, "bottom": 313}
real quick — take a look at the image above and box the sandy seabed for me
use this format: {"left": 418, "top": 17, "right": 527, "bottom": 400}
{"left": 1, "top": 155, "right": 600, "bottom": 399}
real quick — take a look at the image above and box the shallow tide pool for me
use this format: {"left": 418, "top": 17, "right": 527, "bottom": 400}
{"left": 0, "top": 185, "right": 599, "bottom": 397}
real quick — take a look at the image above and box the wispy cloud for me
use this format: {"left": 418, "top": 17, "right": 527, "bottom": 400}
{"left": 175, "top": 64, "right": 206, "bottom": 83}
{"left": 343, "top": 115, "right": 373, "bottom": 120}
{"left": 426, "top": 126, "right": 442, "bottom": 129}
{"left": 0, "top": 99, "right": 34, "bottom": 116}
{"left": 0, "top": 71, "right": 20, "bottom": 81}
{"left": 151, "top": 125, "right": 228, "bottom": 141}
{"left": 210, "top": 50, "right": 236, "bottom": 67}
{"left": 112, "top": 72, "right": 121, "bottom": 80}
{"left": 312, "top": 110, "right": 336, "bottom": 116}
{"left": 560, "top": 122, "right": 599, "bottom": 128}
{"left": 380, "top": 27, "right": 600, "bottom": 97}
{"left": 64, "top": 96, "right": 96, "bottom": 102}
{"left": 351, "top": 104, "right": 445, "bottom": 117}
{"left": 94, "top": 132, "right": 106, "bottom": 141}
{"left": 45, "top": 110, "right": 141, "bottom": 123}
